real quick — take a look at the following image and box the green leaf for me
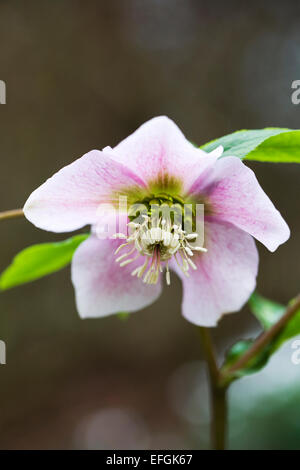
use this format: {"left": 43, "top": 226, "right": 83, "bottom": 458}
{"left": 249, "top": 292, "right": 285, "bottom": 330}
{"left": 222, "top": 293, "right": 300, "bottom": 380}
{"left": 273, "top": 299, "right": 300, "bottom": 352}
{"left": 246, "top": 130, "right": 300, "bottom": 163}
{"left": 200, "top": 128, "right": 300, "bottom": 162}
{"left": 0, "top": 234, "right": 89, "bottom": 290}
{"left": 223, "top": 339, "right": 271, "bottom": 377}
{"left": 249, "top": 293, "right": 300, "bottom": 351}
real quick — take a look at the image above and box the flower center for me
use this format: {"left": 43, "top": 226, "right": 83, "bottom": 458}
{"left": 114, "top": 212, "right": 207, "bottom": 286}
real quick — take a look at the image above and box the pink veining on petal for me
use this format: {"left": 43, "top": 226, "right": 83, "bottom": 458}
{"left": 170, "top": 219, "right": 259, "bottom": 327}
{"left": 188, "top": 156, "right": 290, "bottom": 252}
{"left": 71, "top": 235, "right": 162, "bottom": 319}
{"left": 24, "top": 149, "right": 146, "bottom": 233}
{"left": 109, "top": 116, "right": 220, "bottom": 193}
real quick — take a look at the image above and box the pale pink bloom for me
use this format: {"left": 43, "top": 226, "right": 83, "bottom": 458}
{"left": 24, "top": 117, "right": 290, "bottom": 326}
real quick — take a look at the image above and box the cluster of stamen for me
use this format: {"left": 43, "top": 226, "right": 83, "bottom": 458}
{"left": 114, "top": 216, "right": 207, "bottom": 285}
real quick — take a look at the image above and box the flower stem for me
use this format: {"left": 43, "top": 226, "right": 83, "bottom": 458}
{"left": 198, "top": 295, "right": 300, "bottom": 449}
{"left": 0, "top": 209, "right": 24, "bottom": 221}
{"left": 199, "top": 327, "right": 227, "bottom": 450}
{"left": 210, "top": 382, "right": 227, "bottom": 450}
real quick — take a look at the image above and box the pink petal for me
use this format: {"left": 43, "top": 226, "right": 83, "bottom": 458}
{"left": 24, "top": 150, "right": 145, "bottom": 232}
{"left": 170, "top": 219, "right": 259, "bottom": 327}
{"left": 109, "top": 116, "right": 220, "bottom": 193}
{"left": 71, "top": 235, "right": 162, "bottom": 318}
{"left": 188, "top": 156, "right": 290, "bottom": 252}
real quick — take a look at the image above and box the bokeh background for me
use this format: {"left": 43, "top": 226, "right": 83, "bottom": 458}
{"left": 0, "top": 0, "right": 300, "bottom": 450}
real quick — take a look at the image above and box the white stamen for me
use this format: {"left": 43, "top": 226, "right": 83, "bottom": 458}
{"left": 120, "top": 258, "right": 135, "bottom": 267}
{"left": 115, "top": 246, "right": 136, "bottom": 263}
{"left": 187, "top": 258, "right": 197, "bottom": 270}
{"left": 114, "top": 242, "right": 129, "bottom": 255}
{"left": 194, "top": 246, "right": 208, "bottom": 252}
{"left": 186, "top": 233, "right": 198, "bottom": 240}
{"left": 166, "top": 261, "right": 171, "bottom": 286}
{"left": 113, "top": 215, "right": 207, "bottom": 285}
{"left": 120, "top": 254, "right": 140, "bottom": 267}
{"left": 185, "top": 246, "right": 194, "bottom": 257}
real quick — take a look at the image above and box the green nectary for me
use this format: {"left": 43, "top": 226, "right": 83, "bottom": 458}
{"left": 129, "top": 192, "right": 197, "bottom": 231}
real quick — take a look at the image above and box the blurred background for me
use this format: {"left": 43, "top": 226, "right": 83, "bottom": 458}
{"left": 0, "top": 0, "right": 300, "bottom": 450}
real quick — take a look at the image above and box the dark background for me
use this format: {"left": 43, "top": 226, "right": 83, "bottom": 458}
{"left": 0, "top": 0, "right": 299, "bottom": 449}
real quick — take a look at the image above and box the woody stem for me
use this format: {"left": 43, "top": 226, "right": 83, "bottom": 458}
{"left": 0, "top": 209, "right": 24, "bottom": 221}
{"left": 199, "top": 327, "right": 228, "bottom": 450}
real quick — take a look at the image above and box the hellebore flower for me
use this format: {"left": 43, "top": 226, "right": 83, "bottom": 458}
{"left": 24, "top": 117, "right": 290, "bottom": 326}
